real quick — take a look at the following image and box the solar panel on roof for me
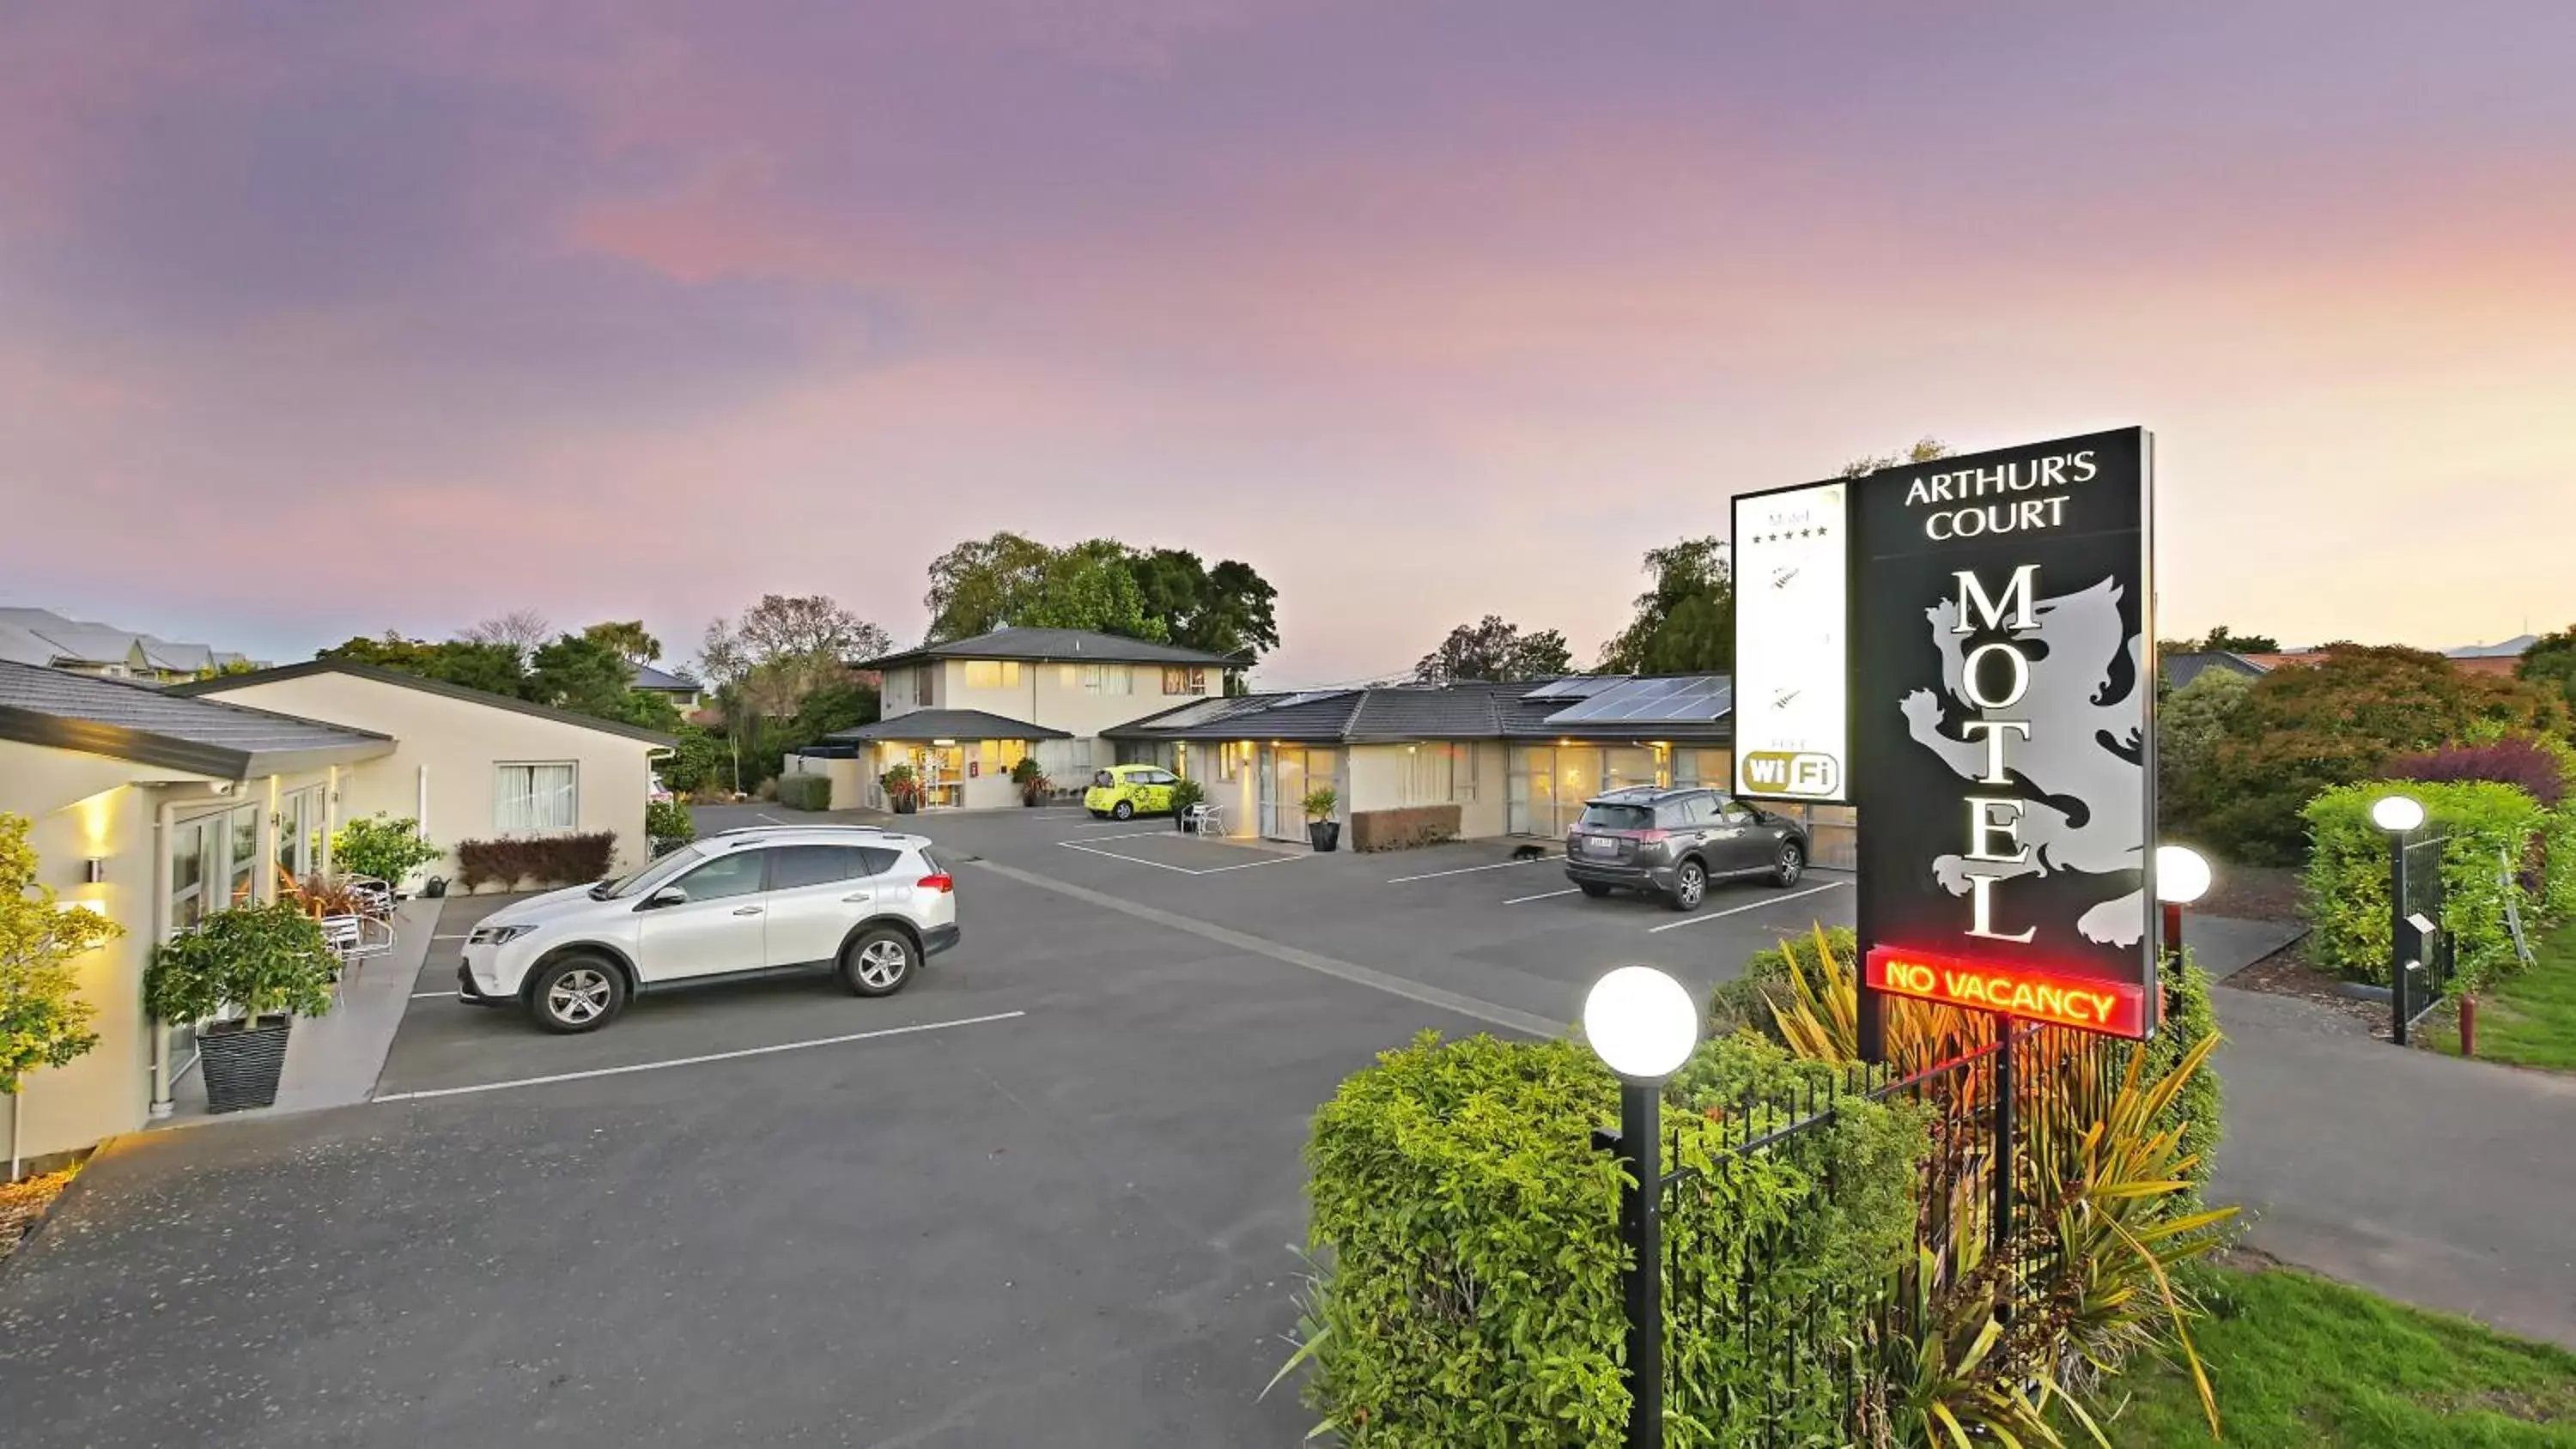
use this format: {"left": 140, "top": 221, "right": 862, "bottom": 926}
{"left": 1525, "top": 676, "right": 1629, "bottom": 699}
{"left": 1543, "top": 675, "right": 1733, "bottom": 725}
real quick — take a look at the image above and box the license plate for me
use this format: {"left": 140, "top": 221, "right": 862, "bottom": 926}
{"left": 1583, "top": 836, "right": 1619, "bottom": 857}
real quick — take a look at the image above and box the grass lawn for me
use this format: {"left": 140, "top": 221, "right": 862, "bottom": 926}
{"left": 2083, "top": 1259, "right": 2576, "bottom": 1446}
{"left": 2435, "top": 919, "right": 2576, "bottom": 1073}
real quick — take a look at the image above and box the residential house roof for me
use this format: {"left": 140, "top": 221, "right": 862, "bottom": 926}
{"left": 168, "top": 660, "right": 677, "bottom": 747}
{"left": 858, "top": 627, "right": 1242, "bottom": 671}
{"left": 2160, "top": 652, "right": 2270, "bottom": 691}
{"left": 0, "top": 658, "right": 393, "bottom": 779}
{"left": 823, "top": 708, "right": 1074, "bottom": 743}
{"left": 2447, "top": 635, "right": 2538, "bottom": 659}
{"left": 1104, "top": 675, "right": 1732, "bottom": 745}
{"left": 630, "top": 663, "right": 702, "bottom": 694}
{"left": 0, "top": 607, "right": 257, "bottom": 675}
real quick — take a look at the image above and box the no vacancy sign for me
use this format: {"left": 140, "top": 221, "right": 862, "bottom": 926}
{"left": 1850, "top": 428, "right": 2158, "bottom": 1038}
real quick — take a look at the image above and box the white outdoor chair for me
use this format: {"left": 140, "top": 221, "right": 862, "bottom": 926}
{"left": 343, "top": 876, "right": 396, "bottom": 918}
{"left": 1187, "top": 802, "right": 1226, "bottom": 838}
{"left": 319, "top": 913, "right": 398, "bottom": 1000}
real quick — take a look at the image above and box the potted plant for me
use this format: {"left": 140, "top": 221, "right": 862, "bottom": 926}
{"left": 143, "top": 900, "right": 337, "bottom": 1113}
{"left": 330, "top": 814, "right": 440, "bottom": 894}
{"left": 880, "top": 763, "right": 922, "bottom": 815}
{"left": 1011, "top": 756, "right": 1051, "bottom": 806}
{"left": 1170, "top": 777, "right": 1206, "bottom": 832}
{"left": 1303, "top": 785, "right": 1341, "bottom": 852}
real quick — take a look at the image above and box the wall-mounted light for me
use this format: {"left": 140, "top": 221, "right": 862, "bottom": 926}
{"left": 210, "top": 780, "right": 234, "bottom": 795}
{"left": 931, "top": 738, "right": 957, "bottom": 747}
{"left": 83, "top": 857, "right": 106, "bottom": 884}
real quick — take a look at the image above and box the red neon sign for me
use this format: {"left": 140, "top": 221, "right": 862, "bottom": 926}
{"left": 1866, "top": 946, "right": 2147, "bottom": 1039}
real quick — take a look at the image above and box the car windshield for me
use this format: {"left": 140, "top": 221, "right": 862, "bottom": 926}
{"left": 596, "top": 844, "right": 706, "bottom": 899}
{"left": 1576, "top": 802, "right": 1655, "bottom": 831}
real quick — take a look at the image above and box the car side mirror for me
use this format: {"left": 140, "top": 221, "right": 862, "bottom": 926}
{"left": 646, "top": 885, "right": 689, "bottom": 909}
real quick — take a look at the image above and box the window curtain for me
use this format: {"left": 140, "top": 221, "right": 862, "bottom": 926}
{"left": 497, "top": 765, "right": 578, "bottom": 834}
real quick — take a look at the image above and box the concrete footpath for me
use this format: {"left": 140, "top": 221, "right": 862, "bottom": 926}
{"left": 2211, "top": 985, "right": 2576, "bottom": 1349}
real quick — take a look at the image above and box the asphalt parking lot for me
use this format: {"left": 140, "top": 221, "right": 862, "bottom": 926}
{"left": 0, "top": 806, "right": 1854, "bottom": 1447}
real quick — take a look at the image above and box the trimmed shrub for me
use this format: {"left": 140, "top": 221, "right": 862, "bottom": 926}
{"left": 2388, "top": 734, "right": 2567, "bottom": 807}
{"left": 2302, "top": 780, "right": 2547, "bottom": 990}
{"left": 144, "top": 900, "right": 336, "bottom": 1024}
{"left": 2149, "top": 956, "right": 2223, "bottom": 1200}
{"left": 1291, "top": 1031, "right": 1923, "bottom": 1444}
{"left": 331, "top": 814, "right": 440, "bottom": 886}
{"left": 1710, "top": 925, "right": 1858, "bottom": 1040}
{"left": 774, "top": 772, "right": 833, "bottom": 811}
{"left": 1347, "top": 805, "right": 1460, "bottom": 852}
{"left": 646, "top": 798, "right": 696, "bottom": 858}
{"left": 453, "top": 833, "right": 618, "bottom": 893}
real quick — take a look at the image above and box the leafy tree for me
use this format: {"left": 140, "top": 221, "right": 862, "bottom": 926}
{"left": 1597, "top": 537, "right": 1734, "bottom": 674}
{"left": 1837, "top": 436, "right": 1953, "bottom": 477}
{"left": 2196, "top": 626, "right": 2279, "bottom": 653}
{"left": 1, "top": 813, "right": 120, "bottom": 1094}
{"left": 924, "top": 533, "right": 1278, "bottom": 658}
{"left": 1414, "top": 615, "right": 1574, "bottom": 685}
{"left": 319, "top": 633, "right": 531, "bottom": 699}
{"left": 697, "top": 595, "right": 891, "bottom": 791}
{"left": 331, "top": 815, "right": 441, "bottom": 885}
{"left": 658, "top": 724, "right": 728, "bottom": 795}
{"left": 580, "top": 620, "right": 662, "bottom": 668}
{"left": 2516, "top": 624, "right": 2576, "bottom": 721}
{"left": 2191, "top": 645, "right": 2571, "bottom": 863}
{"left": 526, "top": 633, "right": 636, "bottom": 721}
{"left": 459, "top": 608, "right": 552, "bottom": 664}
{"left": 2156, "top": 669, "right": 2254, "bottom": 836}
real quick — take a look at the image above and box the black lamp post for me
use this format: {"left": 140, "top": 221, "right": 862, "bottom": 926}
{"left": 2372, "top": 794, "right": 2427, "bottom": 1044}
{"left": 1584, "top": 965, "right": 1698, "bottom": 1449}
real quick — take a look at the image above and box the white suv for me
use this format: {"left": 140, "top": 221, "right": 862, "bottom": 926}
{"left": 457, "top": 826, "right": 959, "bottom": 1033}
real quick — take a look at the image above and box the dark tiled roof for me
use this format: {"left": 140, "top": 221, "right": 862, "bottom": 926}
{"left": 0, "top": 658, "right": 393, "bottom": 779}
{"left": 170, "top": 661, "right": 677, "bottom": 746}
{"left": 2160, "top": 652, "right": 2269, "bottom": 690}
{"left": 860, "top": 627, "right": 1242, "bottom": 670}
{"left": 824, "top": 708, "right": 1074, "bottom": 743}
{"left": 630, "top": 663, "right": 701, "bottom": 693}
{"left": 1106, "top": 677, "right": 1732, "bottom": 745}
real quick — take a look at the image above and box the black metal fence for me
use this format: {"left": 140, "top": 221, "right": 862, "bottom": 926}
{"left": 2397, "top": 833, "right": 2456, "bottom": 1035}
{"left": 1660, "top": 1016, "right": 2137, "bottom": 1446}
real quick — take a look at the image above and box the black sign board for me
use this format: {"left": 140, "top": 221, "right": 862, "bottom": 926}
{"left": 1850, "top": 428, "right": 2157, "bottom": 1037}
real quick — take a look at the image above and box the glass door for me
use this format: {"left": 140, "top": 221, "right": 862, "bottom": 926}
{"left": 1267, "top": 749, "right": 1307, "bottom": 840}
{"left": 920, "top": 745, "right": 966, "bottom": 809}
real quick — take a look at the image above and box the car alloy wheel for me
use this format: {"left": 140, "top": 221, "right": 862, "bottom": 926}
{"left": 1669, "top": 860, "right": 1705, "bottom": 912}
{"left": 548, "top": 968, "right": 611, "bottom": 1025}
{"left": 528, "top": 954, "right": 626, "bottom": 1034}
{"left": 1112, "top": 800, "right": 1135, "bottom": 821}
{"left": 1777, "top": 842, "right": 1805, "bottom": 888}
{"left": 841, "top": 928, "right": 918, "bottom": 998}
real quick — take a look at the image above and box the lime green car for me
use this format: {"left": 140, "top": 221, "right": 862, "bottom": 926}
{"left": 1084, "top": 765, "right": 1178, "bottom": 820}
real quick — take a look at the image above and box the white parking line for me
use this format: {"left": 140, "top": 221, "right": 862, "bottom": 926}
{"left": 1643, "top": 880, "right": 1849, "bottom": 933}
{"left": 1385, "top": 858, "right": 1541, "bottom": 884}
{"left": 1503, "top": 888, "right": 1583, "bottom": 906}
{"left": 1062, "top": 829, "right": 1170, "bottom": 843}
{"left": 755, "top": 812, "right": 791, "bottom": 825}
{"left": 372, "top": 1010, "right": 1028, "bottom": 1103}
{"left": 1190, "top": 853, "right": 1308, "bottom": 875}
{"left": 1057, "top": 840, "right": 1200, "bottom": 873}
{"left": 1055, "top": 839, "right": 1309, "bottom": 876}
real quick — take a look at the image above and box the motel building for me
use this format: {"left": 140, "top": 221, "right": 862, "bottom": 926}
{"left": 0, "top": 659, "right": 671, "bottom": 1165}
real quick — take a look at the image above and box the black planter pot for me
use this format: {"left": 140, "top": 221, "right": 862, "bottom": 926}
{"left": 892, "top": 797, "right": 919, "bottom": 815}
{"left": 422, "top": 876, "right": 448, "bottom": 899}
{"left": 1308, "top": 820, "right": 1341, "bottom": 852}
{"left": 198, "top": 1015, "right": 293, "bottom": 1113}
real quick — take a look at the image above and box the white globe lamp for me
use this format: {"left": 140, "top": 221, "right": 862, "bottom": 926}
{"left": 2371, "top": 794, "right": 2426, "bottom": 834}
{"left": 1583, "top": 966, "right": 1698, "bottom": 1081}
{"left": 2154, "top": 845, "right": 2212, "bottom": 906}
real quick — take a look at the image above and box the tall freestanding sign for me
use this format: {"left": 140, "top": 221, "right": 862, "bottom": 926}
{"left": 1737, "top": 427, "right": 2158, "bottom": 1046}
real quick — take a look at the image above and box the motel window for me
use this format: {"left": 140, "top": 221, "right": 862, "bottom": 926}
{"left": 170, "top": 817, "right": 210, "bottom": 931}
{"left": 1162, "top": 667, "right": 1206, "bottom": 696}
{"left": 1402, "top": 744, "right": 1459, "bottom": 806}
{"left": 963, "top": 660, "right": 1023, "bottom": 690}
{"left": 1218, "top": 742, "right": 1247, "bottom": 782}
{"left": 226, "top": 806, "right": 259, "bottom": 907}
{"left": 1065, "top": 664, "right": 1132, "bottom": 696}
{"left": 979, "top": 739, "right": 1028, "bottom": 775}
{"left": 495, "top": 763, "right": 579, "bottom": 834}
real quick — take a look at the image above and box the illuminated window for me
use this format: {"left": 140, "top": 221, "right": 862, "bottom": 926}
{"left": 979, "top": 739, "right": 1029, "bottom": 773}
{"left": 1162, "top": 667, "right": 1207, "bottom": 696}
{"left": 963, "top": 660, "right": 1022, "bottom": 690}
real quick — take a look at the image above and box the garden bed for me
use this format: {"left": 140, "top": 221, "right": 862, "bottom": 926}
{"left": 0, "top": 1167, "right": 79, "bottom": 1264}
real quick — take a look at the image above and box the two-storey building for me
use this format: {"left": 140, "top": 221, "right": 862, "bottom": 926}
{"left": 795, "top": 627, "right": 1244, "bottom": 810}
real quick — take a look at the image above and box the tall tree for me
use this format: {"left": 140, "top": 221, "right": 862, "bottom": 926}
{"left": 580, "top": 620, "right": 663, "bottom": 669}
{"left": 925, "top": 532, "right": 1279, "bottom": 658}
{"left": 1596, "top": 537, "right": 1734, "bottom": 675}
{"left": 1, "top": 812, "right": 120, "bottom": 1095}
{"left": 526, "top": 633, "right": 640, "bottom": 721}
{"left": 923, "top": 532, "right": 1057, "bottom": 642}
{"left": 2197, "top": 626, "right": 2279, "bottom": 653}
{"left": 459, "top": 608, "right": 553, "bottom": 664}
{"left": 319, "top": 633, "right": 530, "bottom": 699}
{"left": 1414, "top": 615, "right": 1573, "bottom": 685}
{"left": 2515, "top": 625, "right": 2576, "bottom": 723}
{"left": 1838, "top": 436, "right": 1953, "bottom": 477}
{"left": 698, "top": 595, "right": 892, "bottom": 791}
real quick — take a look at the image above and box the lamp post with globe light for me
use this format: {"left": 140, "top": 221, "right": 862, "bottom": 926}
{"left": 1583, "top": 965, "right": 1698, "bottom": 1449}
{"left": 2155, "top": 844, "right": 2213, "bottom": 986}
{"left": 2372, "top": 794, "right": 2428, "bottom": 1044}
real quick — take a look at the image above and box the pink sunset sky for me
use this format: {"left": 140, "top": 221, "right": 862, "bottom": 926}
{"left": 3, "top": 2, "right": 2571, "bottom": 684}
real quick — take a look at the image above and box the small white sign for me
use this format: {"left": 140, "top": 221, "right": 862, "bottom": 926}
{"left": 1733, "top": 480, "right": 1850, "bottom": 803}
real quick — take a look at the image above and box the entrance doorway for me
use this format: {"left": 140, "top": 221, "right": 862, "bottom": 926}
{"left": 1260, "top": 745, "right": 1338, "bottom": 840}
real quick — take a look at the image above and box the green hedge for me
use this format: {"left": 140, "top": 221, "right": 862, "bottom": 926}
{"left": 2302, "top": 780, "right": 2551, "bottom": 991}
{"left": 773, "top": 771, "right": 833, "bottom": 811}
{"left": 2151, "top": 956, "right": 2223, "bottom": 1202}
{"left": 1293, "top": 1031, "right": 1923, "bottom": 1445}
{"left": 1710, "top": 925, "right": 1858, "bottom": 1040}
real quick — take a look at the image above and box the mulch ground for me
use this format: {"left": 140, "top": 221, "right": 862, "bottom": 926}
{"left": 2198, "top": 864, "right": 2306, "bottom": 924}
{"left": 0, "top": 1167, "right": 78, "bottom": 1264}
{"left": 2196, "top": 863, "right": 2397, "bottom": 1039}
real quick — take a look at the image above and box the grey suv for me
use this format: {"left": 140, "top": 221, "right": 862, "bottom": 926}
{"left": 1562, "top": 786, "right": 1808, "bottom": 911}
